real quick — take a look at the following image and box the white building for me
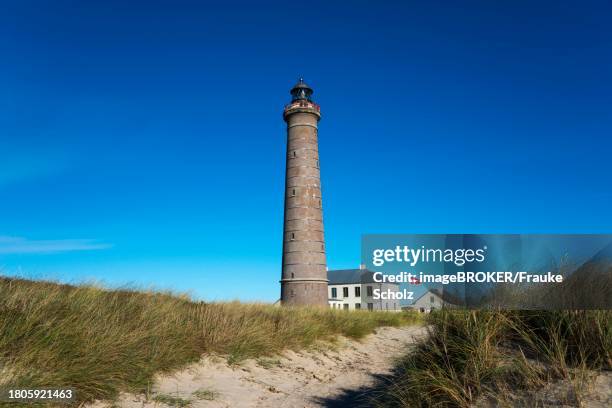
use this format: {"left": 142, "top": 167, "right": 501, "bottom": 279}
{"left": 402, "top": 289, "right": 448, "bottom": 312}
{"left": 327, "top": 268, "right": 401, "bottom": 311}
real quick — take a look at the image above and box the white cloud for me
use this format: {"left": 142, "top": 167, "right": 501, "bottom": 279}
{"left": 0, "top": 236, "right": 112, "bottom": 254}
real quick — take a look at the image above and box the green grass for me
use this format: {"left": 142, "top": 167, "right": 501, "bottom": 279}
{"left": 192, "top": 387, "right": 218, "bottom": 400}
{"left": 375, "top": 309, "right": 611, "bottom": 407}
{"left": 0, "top": 276, "right": 420, "bottom": 406}
{"left": 153, "top": 393, "right": 192, "bottom": 407}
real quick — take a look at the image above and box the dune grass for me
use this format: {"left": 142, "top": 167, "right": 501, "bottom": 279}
{"left": 376, "top": 309, "right": 611, "bottom": 407}
{"left": 0, "top": 277, "right": 419, "bottom": 406}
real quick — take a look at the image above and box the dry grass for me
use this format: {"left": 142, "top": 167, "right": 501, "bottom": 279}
{"left": 375, "top": 309, "right": 611, "bottom": 407}
{"left": 0, "top": 276, "right": 420, "bottom": 406}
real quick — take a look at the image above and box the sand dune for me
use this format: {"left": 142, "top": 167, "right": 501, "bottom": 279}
{"left": 92, "top": 325, "right": 426, "bottom": 408}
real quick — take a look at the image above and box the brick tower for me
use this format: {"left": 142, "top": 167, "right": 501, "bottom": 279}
{"left": 280, "top": 79, "right": 328, "bottom": 306}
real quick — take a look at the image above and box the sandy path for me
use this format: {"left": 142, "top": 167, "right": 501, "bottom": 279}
{"left": 98, "top": 325, "right": 426, "bottom": 408}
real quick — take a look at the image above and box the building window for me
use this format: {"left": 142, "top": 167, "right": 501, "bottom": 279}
{"left": 343, "top": 304, "right": 349, "bottom": 310}
{"left": 331, "top": 287, "right": 337, "bottom": 298}
{"left": 293, "top": 151, "right": 296, "bottom": 157}
{"left": 430, "top": 296, "right": 434, "bottom": 303}
{"left": 291, "top": 233, "right": 295, "bottom": 240}
{"left": 292, "top": 189, "right": 295, "bottom": 196}
{"left": 355, "top": 303, "right": 361, "bottom": 310}
{"left": 355, "top": 287, "right": 360, "bottom": 297}
{"left": 366, "top": 286, "right": 373, "bottom": 297}
{"left": 342, "top": 287, "right": 349, "bottom": 298}
{"left": 367, "top": 303, "right": 374, "bottom": 311}
{"left": 290, "top": 290, "right": 295, "bottom": 297}
{"left": 291, "top": 273, "right": 294, "bottom": 278}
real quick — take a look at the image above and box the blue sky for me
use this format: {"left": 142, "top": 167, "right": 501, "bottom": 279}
{"left": 1, "top": 1, "right": 611, "bottom": 301}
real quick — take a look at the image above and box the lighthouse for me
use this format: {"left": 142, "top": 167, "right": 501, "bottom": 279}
{"left": 280, "top": 79, "right": 328, "bottom": 306}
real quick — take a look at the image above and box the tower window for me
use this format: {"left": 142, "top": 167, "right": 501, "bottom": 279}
{"left": 315, "top": 160, "right": 319, "bottom": 168}
{"left": 291, "top": 273, "right": 294, "bottom": 278}
{"left": 291, "top": 233, "right": 295, "bottom": 240}
{"left": 292, "top": 189, "right": 295, "bottom": 196}
{"left": 293, "top": 151, "right": 297, "bottom": 157}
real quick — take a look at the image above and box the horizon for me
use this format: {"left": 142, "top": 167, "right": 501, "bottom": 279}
{"left": 1, "top": 0, "right": 611, "bottom": 301}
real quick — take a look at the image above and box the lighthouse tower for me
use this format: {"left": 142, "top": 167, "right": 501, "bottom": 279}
{"left": 280, "top": 79, "right": 328, "bottom": 306}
